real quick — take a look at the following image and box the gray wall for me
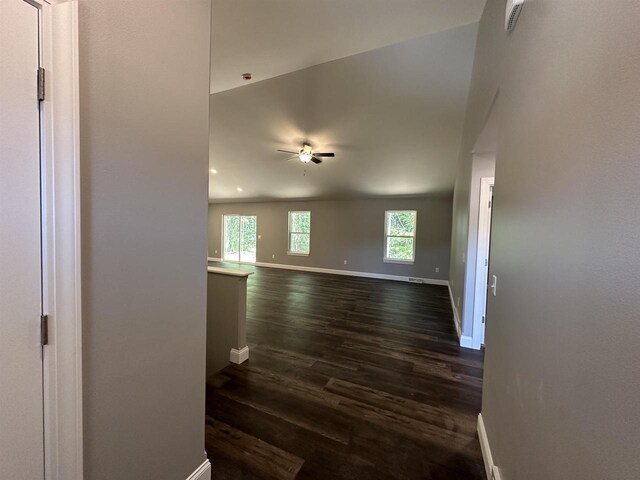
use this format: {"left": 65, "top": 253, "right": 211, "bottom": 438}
{"left": 209, "top": 197, "right": 452, "bottom": 281}
{"left": 206, "top": 272, "right": 248, "bottom": 375}
{"left": 79, "top": 1, "right": 210, "bottom": 479}
{"left": 449, "top": 2, "right": 505, "bottom": 337}
{"left": 455, "top": 0, "right": 640, "bottom": 478}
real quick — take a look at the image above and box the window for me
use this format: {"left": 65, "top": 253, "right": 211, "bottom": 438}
{"left": 384, "top": 210, "right": 417, "bottom": 263}
{"left": 288, "top": 211, "right": 311, "bottom": 255}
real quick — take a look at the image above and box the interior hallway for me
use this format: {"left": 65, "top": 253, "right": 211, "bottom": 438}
{"left": 205, "top": 264, "right": 486, "bottom": 479}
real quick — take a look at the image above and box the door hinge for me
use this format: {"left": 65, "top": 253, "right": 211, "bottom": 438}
{"left": 37, "top": 67, "right": 45, "bottom": 101}
{"left": 485, "top": 258, "right": 488, "bottom": 267}
{"left": 41, "top": 314, "right": 49, "bottom": 346}
{"left": 488, "top": 199, "right": 492, "bottom": 209}
{"left": 482, "top": 315, "right": 486, "bottom": 324}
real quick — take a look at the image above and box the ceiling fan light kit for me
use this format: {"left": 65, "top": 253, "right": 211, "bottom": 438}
{"left": 299, "top": 144, "right": 313, "bottom": 163}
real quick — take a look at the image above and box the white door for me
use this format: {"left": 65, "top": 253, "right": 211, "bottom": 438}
{"left": 0, "top": 1, "right": 46, "bottom": 478}
{"left": 473, "top": 178, "right": 494, "bottom": 348}
{"left": 223, "top": 215, "right": 257, "bottom": 263}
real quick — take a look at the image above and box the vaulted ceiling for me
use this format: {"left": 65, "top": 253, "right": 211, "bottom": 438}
{"left": 209, "top": 1, "right": 485, "bottom": 202}
{"left": 211, "top": 0, "right": 485, "bottom": 94}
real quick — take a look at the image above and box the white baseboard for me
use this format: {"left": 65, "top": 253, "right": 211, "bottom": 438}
{"left": 478, "top": 414, "right": 502, "bottom": 480}
{"left": 460, "top": 335, "right": 474, "bottom": 348}
{"left": 253, "top": 261, "right": 448, "bottom": 286}
{"left": 207, "top": 257, "right": 222, "bottom": 262}
{"left": 230, "top": 346, "right": 249, "bottom": 364}
{"left": 186, "top": 459, "right": 211, "bottom": 480}
{"left": 447, "top": 282, "right": 462, "bottom": 339}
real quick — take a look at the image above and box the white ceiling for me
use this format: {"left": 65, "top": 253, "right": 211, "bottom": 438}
{"left": 211, "top": 0, "right": 486, "bottom": 93}
{"left": 209, "top": 22, "right": 479, "bottom": 201}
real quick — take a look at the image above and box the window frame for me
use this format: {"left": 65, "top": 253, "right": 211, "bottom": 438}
{"left": 383, "top": 210, "right": 417, "bottom": 264}
{"left": 287, "top": 210, "right": 311, "bottom": 256}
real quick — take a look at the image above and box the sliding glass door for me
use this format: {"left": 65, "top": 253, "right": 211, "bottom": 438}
{"left": 223, "top": 215, "right": 257, "bottom": 263}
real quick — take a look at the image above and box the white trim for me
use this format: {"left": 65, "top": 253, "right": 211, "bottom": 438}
{"left": 208, "top": 257, "right": 222, "bottom": 262}
{"left": 287, "top": 210, "right": 311, "bottom": 256}
{"left": 384, "top": 210, "right": 417, "bottom": 264}
{"left": 230, "top": 346, "right": 250, "bottom": 364}
{"left": 460, "top": 335, "right": 474, "bottom": 348}
{"left": 448, "top": 284, "right": 475, "bottom": 348}
{"left": 220, "top": 259, "right": 256, "bottom": 265}
{"left": 448, "top": 283, "right": 462, "bottom": 338}
{"left": 478, "top": 414, "right": 503, "bottom": 480}
{"left": 471, "top": 177, "right": 494, "bottom": 350}
{"left": 38, "top": 1, "right": 83, "bottom": 479}
{"left": 186, "top": 459, "right": 211, "bottom": 480}
{"left": 254, "top": 261, "right": 448, "bottom": 286}
{"left": 383, "top": 258, "right": 415, "bottom": 265}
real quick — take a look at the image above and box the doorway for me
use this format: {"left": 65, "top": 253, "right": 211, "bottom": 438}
{"left": 472, "top": 178, "right": 494, "bottom": 348}
{"left": 223, "top": 215, "right": 257, "bottom": 263}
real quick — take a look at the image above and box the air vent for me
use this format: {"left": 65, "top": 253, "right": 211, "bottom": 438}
{"left": 505, "top": 0, "right": 525, "bottom": 32}
{"left": 407, "top": 277, "right": 423, "bottom": 284}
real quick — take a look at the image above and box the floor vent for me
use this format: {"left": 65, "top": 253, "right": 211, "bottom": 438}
{"left": 407, "top": 277, "right": 423, "bottom": 284}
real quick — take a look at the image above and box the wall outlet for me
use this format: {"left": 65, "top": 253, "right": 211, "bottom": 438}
{"left": 272, "top": 254, "right": 275, "bottom": 259}
{"left": 343, "top": 260, "right": 348, "bottom": 265}
{"left": 491, "top": 275, "right": 498, "bottom": 296}
{"left": 435, "top": 267, "right": 439, "bottom": 273}
{"left": 214, "top": 249, "right": 218, "bottom": 254}
{"left": 258, "top": 234, "right": 262, "bottom": 240}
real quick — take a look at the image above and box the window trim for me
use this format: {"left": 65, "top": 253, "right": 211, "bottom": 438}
{"left": 287, "top": 210, "right": 311, "bottom": 256}
{"left": 383, "top": 210, "right": 417, "bottom": 264}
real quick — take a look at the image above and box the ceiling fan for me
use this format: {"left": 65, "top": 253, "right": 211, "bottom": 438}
{"left": 277, "top": 144, "right": 335, "bottom": 164}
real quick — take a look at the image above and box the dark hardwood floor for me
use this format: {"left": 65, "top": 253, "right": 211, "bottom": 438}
{"left": 206, "top": 264, "right": 486, "bottom": 480}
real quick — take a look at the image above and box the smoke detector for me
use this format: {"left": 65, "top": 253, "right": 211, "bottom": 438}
{"left": 505, "top": 0, "right": 525, "bottom": 32}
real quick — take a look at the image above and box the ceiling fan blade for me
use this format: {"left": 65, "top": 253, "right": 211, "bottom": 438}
{"left": 313, "top": 152, "right": 335, "bottom": 157}
{"left": 311, "top": 157, "right": 323, "bottom": 164}
{"left": 277, "top": 149, "right": 297, "bottom": 154}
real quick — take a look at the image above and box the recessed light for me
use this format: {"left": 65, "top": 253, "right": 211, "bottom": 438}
{"left": 210, "top": 168, "right": 217, "bottom": 174}
{"left": 236, "top": 187, "right": 243, "bottom": 192}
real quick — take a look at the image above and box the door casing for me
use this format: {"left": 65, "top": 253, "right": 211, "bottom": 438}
{"left": 472, "top": 177, "right": 494, "bottom": 350}
{"left": 28, "top": 1, "right": 83, "bottom": 479}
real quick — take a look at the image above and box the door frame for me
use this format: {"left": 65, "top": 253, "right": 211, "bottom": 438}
{"left": 221, "top": 214, "right": 258, "bottom": 264}
{"left": 471, "top": 177, "right": 494, "bottom": 350}
{"left": 31, "top": 1, "right": 83, "bottom": 479}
